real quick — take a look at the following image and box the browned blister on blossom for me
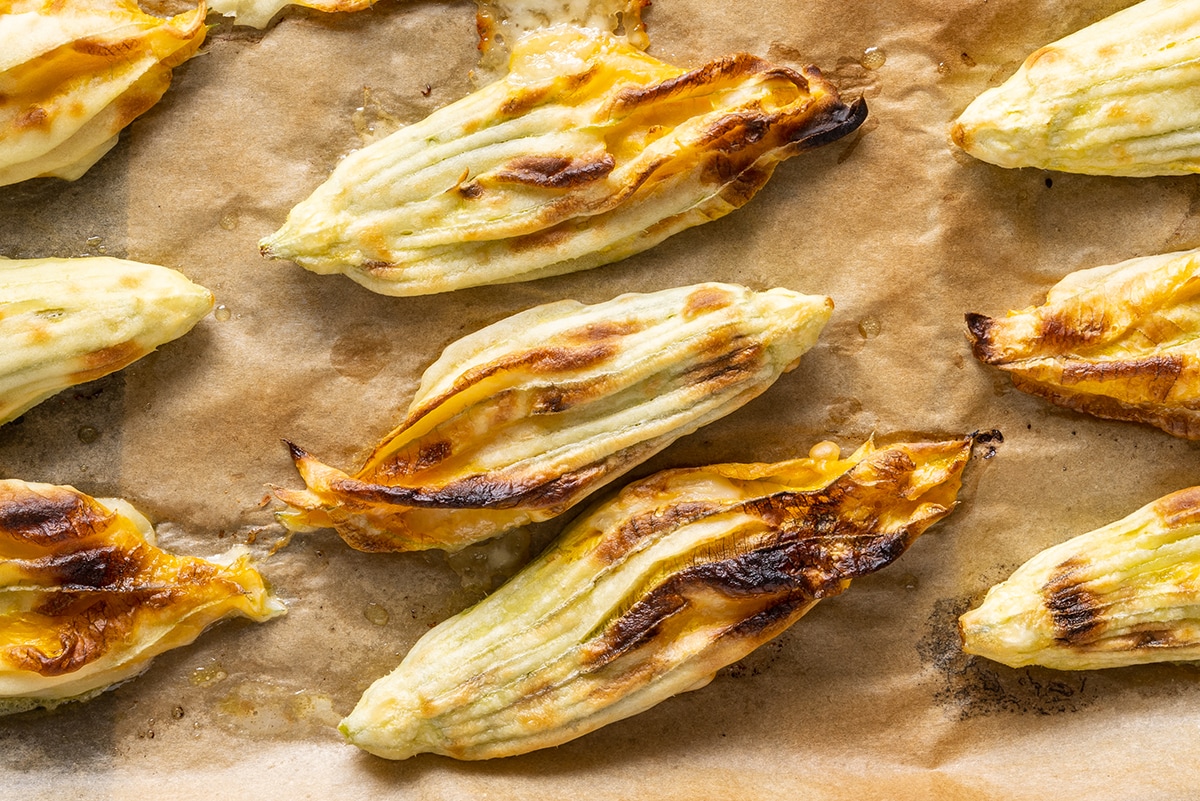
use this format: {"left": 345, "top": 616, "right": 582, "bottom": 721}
{"left": 339, "top": 436, "right": 974, "bottom": 760}
{"left": 274, "top": 283, "right": 834, "bottom": 552}
{"left": 0, "top": 480, "right": 283, "bottom": 714}
{"left": 967, "top": 247, "right": 1200, "bottom": 438}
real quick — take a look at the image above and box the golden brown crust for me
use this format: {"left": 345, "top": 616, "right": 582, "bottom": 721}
{"left": 965, "top": 249, "right": 1200, "bottom": 438}
{"left": 0, "top": 480, "right": 281, "bottom": 705}
{"left": 340, "top": 437, "right": 973, "bottom": 759}
{"left": 276, "top": 284, "right": 834, "bottom": 552}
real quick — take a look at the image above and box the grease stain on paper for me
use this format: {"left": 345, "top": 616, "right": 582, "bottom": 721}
{"left": 919, "top": 595, "right": 1096, "bottom": 719}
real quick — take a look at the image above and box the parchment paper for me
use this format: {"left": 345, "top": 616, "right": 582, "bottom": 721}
{"left": 3, "top": 1, "right": 1200, "bottom": 798}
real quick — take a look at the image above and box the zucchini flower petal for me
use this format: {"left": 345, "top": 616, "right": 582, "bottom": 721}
{"left": 275, "top": 283, "right": 834, "bottom": 552}
{"left": 0, "top": 256, "right": 213, "bottom": 426}
{"left": 951, "top": 0, "right": 1200, "bottom": 176}
{"left": 0, "top": 0, "right": 206, "bottom": 186}
{"left": 967, "top": 247, "right": 1200, "bottom": 439}
{"left": 961, "top": 485, "right": 1200, "bottom": 670}
{"left": 0, "top": 480, "right": 283, "bottom": 714}
{"left": 341, "top": 436, "right": 973, "bottom": 760}
{"left": 260, "top": 24, "right": 866, "bottom": 295}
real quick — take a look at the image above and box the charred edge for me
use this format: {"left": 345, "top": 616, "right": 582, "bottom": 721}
{"left": 610, "top": 53, "right": 789, "bottom": 114}
{"left": 785, "top": 95, "right": 868, "bottom": 152}
{"left": 964, "top": 313, "right": 1000, "bottom": 363}
{"left": 589, "top": 537, "right": 864, "bottom": 668}
{"left": 589, "top": 453, "right": 935, "bottom": 666}
{"left": 333, "top": 461, "right": 609, "bottom": 510}
{"left": 33, "top": 544, "right": 147, "bottom": 591}
{"left": 1059, "top": 354, "right": 1183, "bottom": 400}
{"left": 494, "top": 154, "right": 616, "bottom": 189}
{"left": 283, "top": 440, "right": 310, "bottom": 464}
{"left": 1044, "top": 560, "right": 1105, "bottom": 646}
{"left": 1009, "top": 374, "right": 1200, "bottom": 440}
{"left": 0, "top": 488, "right": 110, "bottom": 548}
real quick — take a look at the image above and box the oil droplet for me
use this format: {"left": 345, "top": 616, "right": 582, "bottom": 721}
{"left": 77, "top": 426, "right": 99, "bottom": 443}
{"left": 861, "top": 46, "right": 886, "bottom": 70}
{"left": 858, "top": 316, "right": 882, "bottom": 339}
{"left": 219, "top": 212, "right": 239, "bottom": 231}
{"left": 937, "top": 61, "right": 951, "bottom": 75}
{"left": 364, "top": 602, "right": 390, "bottom": 626}
{"left": 900, "top": 573, "right": 919, "bottom": 591}
{"left": 190, "top": 662, "right": 228, "bottom": 686}
{"left": 214, "top": 305, "right": 232, "bottom": 322}
{"left": 808, "top": 441, "right": 841, "bottom": 461}
{"left": 172, "top": 705, "right": 185, "bottom": 720}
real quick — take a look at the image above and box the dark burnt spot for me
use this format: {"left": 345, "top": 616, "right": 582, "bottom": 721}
{"left": 610, "top": 53, "right": 787, "bottom": 114}
{"left": 783, "top": 95, "right": 868, "bottom": 152}
{"left": 495, "top": 153, "right": 616, "bottom": 189}
{"left": 1044, "top": 560, "right": 1105, "bottom": 645}
{"left": 415, "top": 440, "right": 452, "bottom": 471}
{"left": 727, "top": 596, "right": 812, "bottom": 638}
{"left": 8, "top": 594, "right": 142, "bottom": 677}
{"left": 1059, "top": 354, "right": 1183, "bottom": 402}
{"left": 34, "top": 544, "right": 148, "bottom": 591}
{"left": 14, "top": 106, "right": 49, "bottom": 131}
{"left": 683, "top": 286, "right": 735, "bottom": 319}
{"left": 0, "top": 487, "right": 110, "bottom": 548}
{"left": 587, "top": 449, "right": 956, "bottom": 666}
{"left": 1152, "top": 486, "right": 1200, "bottom": 528}
{"left": 1039, "top": 309, "right": 1109, "bottom": 348}
{"left": 594, "top": 502, "right": 719, "bottom": 564}
{"left": 457, "top": 181, "right": 483, "bottom": 199}
{"left": 683, "top": 344, "right": 764, "bottom": 394}
{"left": 334, "top": 461, "right": 609, "bottom": 510}
{"left": 964, "top": 313, "right": 999, "bottom": 362}
{"left": 531, "top": 387, "right": 569, "bottom": 415}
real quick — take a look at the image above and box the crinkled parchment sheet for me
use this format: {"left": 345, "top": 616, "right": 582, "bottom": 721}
{"left": 3, "top": 1, "right": 1200, "bottom": 798}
